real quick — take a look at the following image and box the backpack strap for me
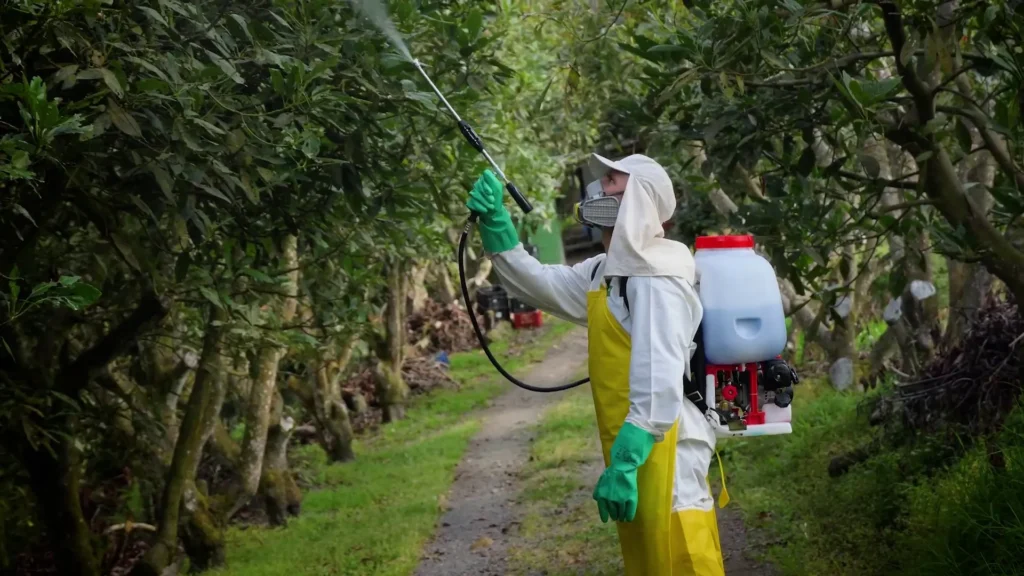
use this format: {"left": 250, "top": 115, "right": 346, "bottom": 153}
{"left": 683, "top": 324, "right": 708, "bottom": 414}
{"left": 619, "top": 276, "right": 630, "bottom": 314}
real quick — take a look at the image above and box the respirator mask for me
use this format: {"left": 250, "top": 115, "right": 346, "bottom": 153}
{"left": 574, "top": 179, "right": 620, "bottom": 229}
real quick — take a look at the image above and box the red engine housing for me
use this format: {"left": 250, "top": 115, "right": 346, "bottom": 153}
{"left": 705, "top": 362, "right": 766, "bottom": 427}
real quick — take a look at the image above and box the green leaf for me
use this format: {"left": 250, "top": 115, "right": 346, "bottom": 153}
{"left": 858, "top": 154, "right": 881, "bottom": 178}
{"left": 199, "top": 286, "right": 223, "bottom": 309}
{"left": 78, "top": 68, "right": 123, "bottom": 96}
{"left": 126, "top": 57, "right": 170, "bottom": 83}
{"left": 103, "top": 69, "right": 124, "bottom": 97}
{"left": 138, "top": 6, "right": 169, "bottom": 27}
{"left": 205, "top": 50, "right": 244, "bottom": 84}
{"left": 466, "top": 8, "right": 483, "bottom": 41}
{"left": 192, "top": 117, "right": 226, "bottom": 136}
{"left": 301, "top": 133, "right": 321, "bottom": 158}
{"left": 107, "top": 99, "right": 142, "bottom": 137}
{"left": 649, "top": 45, "right": 686, "bottom": 53}
{"left": 151, "top": 165, "right": 174, "bottom": 200}
{"left": 66, "top": 282, "right": 102, "bottom": 309}
{"left": 111, "top": 233, "right": 142, "bottom": 272}
{"left": 270, "top": 69, "right": 285, "bottom": 95}
{"left": 196, "top": 183, "right": 232, "bottom": 203}
{"left": 59, "top": 275, "right": 80, "bottom": 287}
{"left": 257, "top": 167, "right": 275, "bottom": 183}
{"left": 406, "top": 91, "right": 437, "bottom": 111}
{"left": 13, "top": 204, "right": 37, "bottom": 226}
{"left": 915, "top": 151, "right": 934, "bottom": 163}
{"left": 984, "top": 5, "right": 999, "bottom": 24}
{"left": 242, "top": 268, "right": 274, "bottom": 283}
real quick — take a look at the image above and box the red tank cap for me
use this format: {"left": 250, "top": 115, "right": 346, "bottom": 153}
{"left": 695, "top": 234, "right": 755, "bottom": 250}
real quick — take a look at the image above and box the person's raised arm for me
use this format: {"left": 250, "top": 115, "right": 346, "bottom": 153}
{"left": 490, "top": 245, "right": 597, "bottom": 325}
{"left": 467, "top": 169, "right": 595, "bottom": 325}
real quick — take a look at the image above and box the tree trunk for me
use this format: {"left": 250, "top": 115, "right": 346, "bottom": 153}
{"left": 22, "top": 421, "right": 100, "bottom": 576}
{"left": 320, "top": 362, "right": 356, "bottom": 462}
{"left": 225, "top": 234, "right": 299, "bottom": 520}
{"left": 944, "top": 123, "right": 997, "bottom": 347}
{"left": 375, "top": 260, "right": 410, "bottom": 423}
{"left": 260, "top": 389, "right": 302, "bottom": 526}
{"left": 190, "top": 355, "right": 228, "bottom": 481}
{"left": 160, "top": 351, "right": 198, "bottom": 465}
{"left": 407, "top": 264, "right": 429, "bottom": 316}
{"left": 180, "top": 480, "right": 225, "bottom": 571}
{"left": 134, "top": 306, "right": 228, "bottom": 576}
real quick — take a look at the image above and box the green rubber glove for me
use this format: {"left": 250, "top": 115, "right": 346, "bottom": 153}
{"left": 466, "top": 169, "right": 519, "bottom": 253}
{"left": 593, "top": 422, "right": 655, "bottom": 523}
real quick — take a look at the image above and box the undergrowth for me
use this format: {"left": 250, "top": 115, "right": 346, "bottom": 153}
{"left": 716, "top": 376, "right": 1024, "bottom": 576}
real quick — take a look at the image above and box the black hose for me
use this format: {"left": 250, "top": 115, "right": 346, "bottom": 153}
{"left": 458, "top": 218, "right": 589, "bottom": 393}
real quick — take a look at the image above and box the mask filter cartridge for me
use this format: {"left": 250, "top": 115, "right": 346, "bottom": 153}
{"left": 576, "top": 195, "right": 620, "bottom": 228}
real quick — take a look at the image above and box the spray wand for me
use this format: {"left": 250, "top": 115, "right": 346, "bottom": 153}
{"left": 412, "top": 60, "right": 533, "bottom": 216}
{"left": 411, "top": 59, "right": 588, "bottom": 394}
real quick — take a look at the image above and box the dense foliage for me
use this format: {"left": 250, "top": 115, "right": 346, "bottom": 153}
{"left": 0, "top": 0, "right": 630, "bottom": 573}
{"left": 1, "top": 0, "right": 1021, "bottom": 574}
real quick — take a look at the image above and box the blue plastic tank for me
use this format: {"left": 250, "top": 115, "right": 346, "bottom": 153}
{"left": 694, "top": 235, "right": 787, "bottom": 365}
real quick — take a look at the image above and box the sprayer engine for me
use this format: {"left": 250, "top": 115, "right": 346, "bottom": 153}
{"left": 701, "top": 357, "right": 800, "bottom": 437}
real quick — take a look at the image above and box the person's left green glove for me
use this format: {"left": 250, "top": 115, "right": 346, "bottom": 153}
{"left": 466, "top": 169, "right": 519, "bottom": 254}
{"left": 593, "top": 422, "right": 656, "bottom": 523}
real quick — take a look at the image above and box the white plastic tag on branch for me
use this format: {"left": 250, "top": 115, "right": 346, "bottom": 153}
{"left": 884, "top": 297, "right": 903, "bottom": 324}
{"left": 910, "top": 280, "right": 937, "bottom": 301}
{"left": 833, "top": 295, "right": 852, "bottom": 318}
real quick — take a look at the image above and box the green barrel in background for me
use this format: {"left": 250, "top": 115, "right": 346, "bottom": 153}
{"left": 526, "top": 219, "right": 565, "bottom": 265}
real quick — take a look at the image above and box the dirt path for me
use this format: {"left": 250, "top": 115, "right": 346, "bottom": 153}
{"left": 414, "top": 328, "right": 590, "bottom": 576}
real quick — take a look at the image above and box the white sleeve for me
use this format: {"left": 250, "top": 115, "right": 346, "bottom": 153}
{"left": 489, "top": 243, "right": 599, "bottom": 326}
{"left": 623, "top": 276, "right": 700, "bottom": 442}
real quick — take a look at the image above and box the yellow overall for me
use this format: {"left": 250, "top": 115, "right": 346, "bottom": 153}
{"left": 587, "top": 286, "right": 725, "bottom": 576}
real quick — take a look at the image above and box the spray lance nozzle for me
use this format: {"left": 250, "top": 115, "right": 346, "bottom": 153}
{"left": 411, "top": 59, "right": 533, "bottom": 218}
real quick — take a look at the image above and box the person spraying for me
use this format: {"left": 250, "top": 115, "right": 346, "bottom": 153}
{"left": 466, "top": 154, "right": 725, "bottom": 576}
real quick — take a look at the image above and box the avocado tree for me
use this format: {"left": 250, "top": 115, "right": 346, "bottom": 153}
{"left": 604, "top": 0, "right": 1022, "bottom": 385}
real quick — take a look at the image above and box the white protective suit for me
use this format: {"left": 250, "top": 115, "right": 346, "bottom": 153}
{"left": 490, "top": 152, "right": 719, "bottom": 516}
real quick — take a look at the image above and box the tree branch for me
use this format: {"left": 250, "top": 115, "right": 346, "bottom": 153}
{"left": 837, "top": 170, "right": 919, "bottom": 190}
{"left": 869, "top": 199, "right": 935, "bottom": 217}
{"left": 935, "top": 107, "right": 1024, "bottom": 192}
{"left": 876, "top": 1, "right": 934, "bottom": 123}
{"left": 57, "top": 292, "right": 169, "bottom": 394}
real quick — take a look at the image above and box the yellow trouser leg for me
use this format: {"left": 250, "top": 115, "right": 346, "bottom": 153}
{"left": 671, "top": 508, "right": 725, "bottom": 576}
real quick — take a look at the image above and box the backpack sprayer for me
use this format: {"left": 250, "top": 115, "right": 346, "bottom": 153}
{"left": 413, "top": 59, "right": 589, "bottom": 393}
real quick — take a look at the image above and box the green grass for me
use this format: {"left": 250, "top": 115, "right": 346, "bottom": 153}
{"left": 207, "top": 316, "right": 579, "bottom": 576}
{"left": 509, "top": 386, "right": 623, "bottom": 576}
{"left": 715, "top": 375, "right": 1024, "bottom": 576}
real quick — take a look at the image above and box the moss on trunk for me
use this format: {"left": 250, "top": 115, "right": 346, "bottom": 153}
{"left": 133, "top": 306, "right": 227, "bottom": 576}
{"left": 260, "top": 390, "right": 302, "bottom": 526}
{"left": 180, "top": 481, "right": 225, "bottom": 571}
{"left": 374, "top": 260, "right": 409, "bottom": 423}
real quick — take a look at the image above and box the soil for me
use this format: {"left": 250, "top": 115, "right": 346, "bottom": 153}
{"left": 413, "top": 326, "right": 777, "bottom": 576}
